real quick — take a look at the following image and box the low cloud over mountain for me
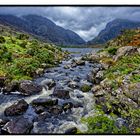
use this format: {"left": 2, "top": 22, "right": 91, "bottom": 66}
{"left": 0, "top": 7, "right": 140, "bottom": 41}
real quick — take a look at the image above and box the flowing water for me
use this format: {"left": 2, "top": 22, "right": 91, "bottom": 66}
{"left": 0, "top": 47, "right": 100, "bottom": 134}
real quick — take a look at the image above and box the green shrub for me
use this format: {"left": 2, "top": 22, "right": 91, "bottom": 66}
{"left": 82, "top": 114, "right": 129, "bottom": 134}
{"left": 0, "top": 45, "right": 12, "bottom": 62}
{"left": 35, "top": 48, "right": 54, "bottom": 64}
{"left": 104, "top": 54, "right": 140, "bottom": 80}
{"left": 107, "top": 47, "right": 117, "bottom": 55}
{"left": 0, "top": 36, "right": 6, "bottom": 43}
{"left": 15, "top": 58, "right": 40, "bottom": 76}
{"left": 18, "top": 40, "right": 27, "bottom": 48}
{"left": 17, "top": 34, "right": 29, "bottom": 40}
{"left": 130, "top": 74, "right": 140, "bottom": 83}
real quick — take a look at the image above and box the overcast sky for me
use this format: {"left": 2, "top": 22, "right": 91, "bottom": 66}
{"left": 0, "top": 7, "right": 140, "bottom": 41}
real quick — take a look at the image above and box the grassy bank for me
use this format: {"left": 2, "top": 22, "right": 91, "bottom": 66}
{"left": 81, "top": 29, "right": 140, "bottom": 134}
{"left": 0, "top": 24, "right": 67, "bottom": 84}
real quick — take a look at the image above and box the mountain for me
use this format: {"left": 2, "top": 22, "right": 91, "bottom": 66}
{"left": 88, "top": 19, "right": 140, "bottom": 45}
{"left": 0, "top": 15, "right": 85, "bottom": 46}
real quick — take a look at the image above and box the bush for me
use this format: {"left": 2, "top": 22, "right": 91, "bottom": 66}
{"left": 18, "top": 41, "right": 27, "bottom": 48}
{"left": 107, "top": 47, "right": 117, "bottom": 55}
{"left": 0, "top": 45, "right": 12, "bottom": 62}
{"left": 0, "top": 36, "right": 6, "bottom": 43}
{"left": 17, "top": 34, "right": 29, "bottom": 40}
{"left": 14, "top": 58, "right": 40, "bottom": 76}
{"left": 82, "top": 114, "right": 129, "bottom": 134}
{"left": 35, "top": 48, "right": 54, "bottom": 64}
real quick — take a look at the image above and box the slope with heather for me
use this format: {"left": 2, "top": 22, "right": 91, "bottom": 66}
{"left": 0, "top": 23, "right": 67, "bottom": 85}
{"left": 83, "top": 29, "right": 140, "bottom": 134}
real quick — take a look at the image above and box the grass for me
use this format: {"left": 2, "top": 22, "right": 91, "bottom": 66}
{"left": 0, "top": 25, "right": 66, "bottom": 84}
{"left": 81, "top": 110, "right": 129, "bottom": 134}
{"left": 104, "top": 54, "right": 140, "bottom": 80}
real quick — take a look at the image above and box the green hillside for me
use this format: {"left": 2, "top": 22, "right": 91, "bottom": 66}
{"left": 0, "top": 24, "right": 67, "bottom": 84}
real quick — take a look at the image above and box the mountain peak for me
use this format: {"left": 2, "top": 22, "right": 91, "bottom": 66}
{"left": 0, "top": 14, "right": 85, "bottom": 46}
{"left": 88, "top": 18, "right": 140, "bottom": 45}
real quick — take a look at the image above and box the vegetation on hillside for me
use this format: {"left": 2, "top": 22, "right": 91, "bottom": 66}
{"left": 82, "top": 29, "right": 140, "bottom": 134}
{"left": 0, "top": 24, "right": 67, "bottom": 84}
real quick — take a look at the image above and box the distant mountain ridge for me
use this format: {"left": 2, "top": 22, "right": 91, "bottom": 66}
{"left": 0, "top": 14, "right": 85, "bottom": 46}
{"left": 88, "top": 19, "right": 140, "bottom": 45}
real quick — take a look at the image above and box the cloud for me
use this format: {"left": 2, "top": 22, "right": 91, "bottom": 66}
{"left": 0, "top": 6, "right": 140, "bottom": 41}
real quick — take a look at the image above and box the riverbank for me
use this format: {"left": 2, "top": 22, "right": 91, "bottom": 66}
{"left": 0, "top": 27, "right": 140, "bottom": 135}
{"left": 0, "top": 24, "right": 68, "bottom": 91}
{"left": 0, "top": 47, "right": 99, "bottom": 134}
{"left": 85, "top": 29, "right": 140, "bottom": 134}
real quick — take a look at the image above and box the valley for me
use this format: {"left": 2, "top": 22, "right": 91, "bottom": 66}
{"left": 0, "top": 12, "right": 140, "bottom": 134}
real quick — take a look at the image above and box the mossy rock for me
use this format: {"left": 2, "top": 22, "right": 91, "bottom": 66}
{"left": 81, "top": 84, "right": 91, "bottom": 92}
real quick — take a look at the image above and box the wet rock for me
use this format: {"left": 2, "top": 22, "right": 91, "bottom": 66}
{"left": 1, "top": 117, "right": 33, "bottom": 134}
{"left": 87, "top": 70, "right": 104, "bottom": 84}
{"left": 94, "top": 71, "right": 104, "bottom": 84}
{"left": 41, "top": 79, "right": 56, "bottom": 90}
{"left": 0, "top": 118, "right": 9, "bottom": 128}
{"left": 41, "top": 63, "right": 47, "bottom": 68}
{"left": 3, "top": 80, "right": 19, "bottom": 94}
{"left": 34, "top": 106, "right": 45, "bottom": 114}
{"left": 76, "top": 60, "right": 85, "bottom": 66}
{"left": 76, "top": 94, "right": 84, "bottom": 98}
{"left": 68, "top": 81, "right": 79, "bottom": 89}
{"left": 19, "top": 80, "right": 42, "bottom": 96}
{"left": 87, "top": 73, "right": 94, "bottom": 83}
{"left": 64, "top": 127, "right": 77, "bottom": 134}
{"left": 100, "top": 62, "right": 110, "bottom": 70}
{"left": 48, "top": 105, "right": 63, "bottom": 115}
{"left": 95, "top": 96, "right": 106, "bottom": 105}
{"left": 72, "top": 100, "right": 84, "bottom": 108}
{"left": 71, "top": 59, "right": 85, "bottom": 67}
{"left": 93, "top": 89, "right": 106, "bottom": 97}
{"left": 0, "top": 77, "right": 6, "bottom": 87}
{"left": 114, "top": 46, "right": 138, "bottom": 61}
{"left": 71, "top": 63, "right": 77, "bottom": 68}
{"left": 91, "top": 85, "right": 101, "bottom": 93}
{"left": 91, "top": 67, "right": 100, "bottom": 75}
{"left": 32, "top": 98, "right": 58, "bottom": 107}
{"left": 115, "top": 118, "right": 127, "bottom": 128}
{"left": 4, "top": 99, "right": 28, "bottom": 116}
{"left": 36, "top": 112, "right": 51, "bottom": 121}
{"left": 123, "top": 83, "right": 140, "bottom": 105}
{"left": 52, "top": 87, "right": 70, "bottom": 99}
{"left": 84, "top": 53, "right": 100, "bottom": 63}
{"left": 64, "top": 65, "right": 71, "bottom": 69}
{"left": 35, "top": 68, "right": 44, "bottom": 76}
{"left": 62, "top": 102, "right": 73, "bottom": 112}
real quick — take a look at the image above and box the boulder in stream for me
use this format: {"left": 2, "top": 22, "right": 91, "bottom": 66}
{"left": 64, "top": 127, "right": 78, "bottom": 134}
{"left": 52, "top": 87, "right": 70, "bottom": 99}
{"left": 0, "top": 77, "right": 6, "bottom": 87}
{"left": 4, "top": 99, "right": 29, "bottom": 116}
{"left": 3, "top": 80, "right": 19, "bottom": 94}
{"left": 19, "top": 80, "right": 42, "bottom": 96}
{"left": 0, "top": 118, "right": 9, "bottom": 128}
{"left": 31, "top": 98, "right": 58, "bottom": 107}
{"left": 41, "top": 79, "right": 56, "bottom": 90}
{"left": 1, "top": 116, "right": 33, "bottom": 134}
{"left": 62, "top": 102, "right": 73, "bottom": 112}
{"left": 48, "top": 105, "right": 63, "bottom": 115}
{"left": 68, "top": 81, "right": 79, "bottom": 89}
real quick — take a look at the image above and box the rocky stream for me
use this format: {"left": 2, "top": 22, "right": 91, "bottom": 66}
{"left": 0, "top": 48, "right": 103, "bottom": 134}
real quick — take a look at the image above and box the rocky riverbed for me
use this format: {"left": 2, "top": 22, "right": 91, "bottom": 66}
{"left": 0, "top": 48, "right": 101, "bottom": 134}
